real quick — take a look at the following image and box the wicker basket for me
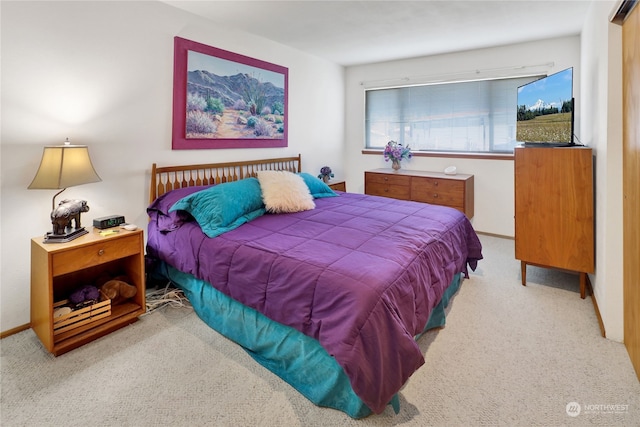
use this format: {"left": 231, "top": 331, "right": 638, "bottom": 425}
{"left": 53, "top": 291, "right": 111, "bottom": 336}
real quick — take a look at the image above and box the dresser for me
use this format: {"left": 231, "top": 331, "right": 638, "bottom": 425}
{"left": 364, "top": 169, "right": 474, "bottom": 218}
{"left": 514, "top": 146, "right": 594, "bottom": 298}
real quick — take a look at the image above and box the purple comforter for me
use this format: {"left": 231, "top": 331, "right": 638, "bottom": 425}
{"left": 147, "top": 191, "right": 482, "bottom": 413}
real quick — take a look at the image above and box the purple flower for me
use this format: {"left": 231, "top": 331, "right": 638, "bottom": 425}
{"left": 383, "top": 141, "right": 411, "bottom": 162}
{"left": 318, "top": 166, "right": 334, "bottom": 179}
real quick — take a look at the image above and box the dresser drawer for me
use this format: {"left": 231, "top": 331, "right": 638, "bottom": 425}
{"left": 411, "top": 177, "right": 465, "bottom": 208}
{"left": 365, "top": 172, "right": 411, "bottom": 186}
{"left": 365, "top": 182, "right": 411, "bottom": 200}
{"left": 365, "top": 172, "right": 411, "bottom": 200}
{"left": 51, "top": 234, "right": 141, "bottom": 277}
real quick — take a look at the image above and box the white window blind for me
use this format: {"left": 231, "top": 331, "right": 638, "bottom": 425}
{"left": 365, "top": 76, "right": 539, "bottom": 153}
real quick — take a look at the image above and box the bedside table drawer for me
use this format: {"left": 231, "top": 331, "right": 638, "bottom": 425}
{"left": 52, "top": 234, "right": 141, "bottom": 276}
{"left": 327, "top": 180, "right": 346, "bottom": 192}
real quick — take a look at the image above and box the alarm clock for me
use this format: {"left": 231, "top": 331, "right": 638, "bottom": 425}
{"left": 93, "top": 215, "right": 126, "bottom": 229}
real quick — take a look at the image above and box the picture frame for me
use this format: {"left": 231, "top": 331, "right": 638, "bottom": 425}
{"left": 172, "top": 37, "right": 288, "bottom": 150}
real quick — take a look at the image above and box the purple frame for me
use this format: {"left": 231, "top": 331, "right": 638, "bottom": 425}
{"left": 172, "top": 37, "right": 288, "bottom": 150}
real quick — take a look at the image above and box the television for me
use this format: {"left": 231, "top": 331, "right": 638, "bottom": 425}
{"left": 516, "top": 67, "right": 575, "bottom": 146}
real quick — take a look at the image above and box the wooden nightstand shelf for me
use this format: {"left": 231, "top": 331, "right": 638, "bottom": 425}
{"left": 30, "top": 227, "right": 146, "bottom": 355}
{"left": 327, "top": 180, "right": 346, "bottom": 192}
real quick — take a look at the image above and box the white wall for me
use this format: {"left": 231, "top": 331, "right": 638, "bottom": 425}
{"left": 344, "top": 37, "right": 581, "bottom": 237}
{"left": 0, "top": 1, "right": 345, "bottom": 332}
{"left": 580, "top": 0, "right": 624, "bottom": 342}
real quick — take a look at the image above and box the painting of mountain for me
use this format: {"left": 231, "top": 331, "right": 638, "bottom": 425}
{"left": 186, "top": 49, "right": 286, "bottom": 141}
{"left": 172, "top": 37, "right": 288, "bottom": 149}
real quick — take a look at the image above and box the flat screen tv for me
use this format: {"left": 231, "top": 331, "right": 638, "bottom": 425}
{"left": 516, "top": 67, "right": 574, "bottom": 146}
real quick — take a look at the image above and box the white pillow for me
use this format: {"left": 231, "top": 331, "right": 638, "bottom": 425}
{"left": 257, "top": 170, "right": 316, "bottom": 213}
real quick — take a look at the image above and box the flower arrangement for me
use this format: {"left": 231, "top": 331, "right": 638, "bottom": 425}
{"left": 318, "top": 166, "right": 334, "bottom": 182}
{"left": 383, "top": 140, "right": 412, "bottom": 163}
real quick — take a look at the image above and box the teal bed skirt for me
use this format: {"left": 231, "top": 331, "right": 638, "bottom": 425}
{"left": 158, "top": 263, "right": 462, "bottom": 418}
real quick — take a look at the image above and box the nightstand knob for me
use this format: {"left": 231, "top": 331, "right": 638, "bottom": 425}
{"left": 98, "top": 249, "right": 105, "bottom": 256}
{"left": 384, "top": 177, "right": 389, "bottom": 181}
{"left": 433, "top": 194, "right": 438, "bottom": 198}
{"left": 434, "top": 181, "right": 439, "bottom": 186}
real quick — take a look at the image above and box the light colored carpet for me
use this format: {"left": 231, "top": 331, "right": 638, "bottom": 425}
{"left": 1, "top": 235, "right": 638, "bottom": 426}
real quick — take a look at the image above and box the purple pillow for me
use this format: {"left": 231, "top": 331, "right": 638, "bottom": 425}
{"left": 147, "top": 185, "right": 212, "bottom": 232}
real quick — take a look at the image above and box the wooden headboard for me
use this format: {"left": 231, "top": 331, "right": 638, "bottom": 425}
{"left": 149, "top": 154, "right": 302, "bottom": 204}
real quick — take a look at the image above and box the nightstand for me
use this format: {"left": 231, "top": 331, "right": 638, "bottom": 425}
{"left": 327, "top": 180, "right": 346, "bottom": 192}
{"left": 30, "top": 227, "right": 146, "bottom": 356}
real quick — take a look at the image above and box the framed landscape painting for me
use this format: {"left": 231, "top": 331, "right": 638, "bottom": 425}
{"left": 172, "top": 37, "right": 288, "bottom": 149}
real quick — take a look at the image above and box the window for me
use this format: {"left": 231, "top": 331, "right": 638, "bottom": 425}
{"left": 365, "top": 76, "right": 540, "bottom": 153}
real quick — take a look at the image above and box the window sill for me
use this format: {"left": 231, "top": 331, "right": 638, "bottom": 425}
{"left": 362, "top": 149, "right": 514, "bottom": 161}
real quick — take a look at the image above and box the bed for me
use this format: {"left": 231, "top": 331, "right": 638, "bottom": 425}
{"left": 145, "top": 155, "right": 483, "bottom": 418}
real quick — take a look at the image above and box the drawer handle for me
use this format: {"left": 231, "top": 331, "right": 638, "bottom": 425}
{"left": 384, "top": 188, "right": 389, "bottom": 192}
{"left": 433, "top": 194, "right": 438, "bottom": 198}
{"left": 384, "top": 177, "right": 389, "bottom": 181}
{"left": 98, "top": 249, "right": 105, "bottom": 256}
{"left": 434, "top": 181, "right": 439, "bottom": 186}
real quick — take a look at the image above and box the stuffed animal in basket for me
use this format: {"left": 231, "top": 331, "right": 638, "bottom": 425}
{"left": 100, "top": 276, "right": 137, "bottom": 305}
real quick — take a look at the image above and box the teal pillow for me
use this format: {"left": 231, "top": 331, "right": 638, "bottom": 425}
{"left": 298, "top": 173, "right": 338, "bottom": 198}
{"left": 169, "top": 178, "right": 265, "bottom": 238}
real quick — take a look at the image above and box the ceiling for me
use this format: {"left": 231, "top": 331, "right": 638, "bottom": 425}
{"left": 164, "top": 0, "right": 593, "bottom": 67}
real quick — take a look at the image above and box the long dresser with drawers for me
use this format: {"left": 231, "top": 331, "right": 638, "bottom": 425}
{"left": 364, "top": 168, "right": 474, "bottom": 219}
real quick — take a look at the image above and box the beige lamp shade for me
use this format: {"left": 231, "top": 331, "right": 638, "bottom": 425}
{"left": 28, "top": 143, "right": 101, "bottom": 190}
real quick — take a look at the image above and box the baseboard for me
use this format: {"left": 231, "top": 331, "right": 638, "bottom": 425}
{"left": 475, "top": 231, "right": 514, "bottom": 240}
{"left": 0, "top": 323, "right": 30, "bottom": 339}
{"left": 586, "top": 275, "right": 606, "bottom": 338}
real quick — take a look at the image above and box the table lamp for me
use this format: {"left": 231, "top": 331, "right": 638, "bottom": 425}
{"left": 28, "top": 138, "right": 102, "bottom": 243}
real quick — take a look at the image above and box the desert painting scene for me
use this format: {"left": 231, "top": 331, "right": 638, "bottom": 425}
{"left": 186, "top": 50, "right": 285, "bottom": 142}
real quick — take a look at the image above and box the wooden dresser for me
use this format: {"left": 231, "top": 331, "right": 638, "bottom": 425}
{"left": 514, "top": 146, "right": 594, "bottom": 298}
{"left": 364, "top": 169, "right": 474, "bottom": 218}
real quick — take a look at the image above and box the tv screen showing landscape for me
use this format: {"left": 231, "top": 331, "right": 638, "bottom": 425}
{"left": 516, "top": 67, "right": 573, "bottom": 144}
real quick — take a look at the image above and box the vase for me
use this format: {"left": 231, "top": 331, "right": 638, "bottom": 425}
{"left": 391, "top": 160, "right": 401, "bottom": 171}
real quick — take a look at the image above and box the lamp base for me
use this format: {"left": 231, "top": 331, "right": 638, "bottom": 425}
{"left": 43, "top": 227, "right": 88, "bottom": 244}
